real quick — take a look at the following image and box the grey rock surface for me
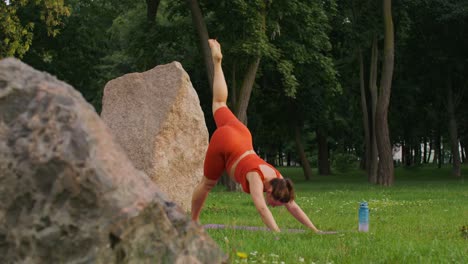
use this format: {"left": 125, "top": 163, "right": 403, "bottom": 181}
{"left": 0, "top": 58, "right": 226, "bottom": 264}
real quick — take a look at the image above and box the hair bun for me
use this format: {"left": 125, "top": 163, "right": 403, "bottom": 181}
{"left": 270, "top": 178, "right": 295, "bottom": 203}
{"left": 285, "top": 178, "right": 294, "bottom": 190}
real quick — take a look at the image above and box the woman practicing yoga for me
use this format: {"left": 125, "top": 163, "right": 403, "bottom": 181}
{"left": 191, "top": 39, "right": 323, "bottom": 233}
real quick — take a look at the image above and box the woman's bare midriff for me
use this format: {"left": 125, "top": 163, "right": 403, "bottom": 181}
{"left": 228, "top": 150, "right": 256, "bottom": 178}
{"left": 228, "top": 150, "right": 280, "bottom": 181}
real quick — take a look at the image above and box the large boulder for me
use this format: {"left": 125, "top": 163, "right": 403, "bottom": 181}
{"left": 0, "top": 58, "right": 226, "bottom": 263}
{"left": 101, "top": 62, "right": 208, "bottom": 212}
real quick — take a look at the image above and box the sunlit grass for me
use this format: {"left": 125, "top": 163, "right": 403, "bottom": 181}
{"left": 202, "top": 165, "right": 468, "bottom": 263}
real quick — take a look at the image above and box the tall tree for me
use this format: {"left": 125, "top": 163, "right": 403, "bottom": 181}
{"left": 332, "top": 0, "right": 381, "bottom": 182}
{"left": 186, "top": 0, "right": 213, "bottom": 92}
{"left": 358, "top": 48, "right": 371, "bottom": 175}
{"left": 294, "top": 121, "right": 312, "bottom": 180}
{"left": 367, "top": 36, "right": 379, "bottom": 183}
{"left": 375, "top": 0, "right": 395, "bottom": 186}
{"left": 357, "top": 36, "right": 379, "bottom": 183}
{"left": 447, "top": 73, "right": 461, "bottom": 177}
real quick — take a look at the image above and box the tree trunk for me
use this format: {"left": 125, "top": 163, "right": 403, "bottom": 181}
{"left": 410, "top": 144, "right": 414, "bottom": 165}
{"left": 294, "top": 124, "right": 312, "bottom": 180}
{"left": 427, "top": 139, "right": 433, "bottom": 163}
{"left": 186, "top": 0, "right": 214, "bottom": 92}
{"left": 235, "top": 58, "right": 261, "bottom": 124}
{"left": 317, "top": 128, "right": 331, "bottom": 175}
{"left": 368, "top": 36, "right": 379, "bottom": 183}
{"left": 438, "top": 134, "right": 443, "bottom": 168}
{"left": 414, "top": 141, "right": 421, "bottom": 165}
{"left": 433, "top": 133, "right": 440, "bottom": 166}
{"left": 358, "top": 48, "right": 371, "bottom": 175}
{"left": 278, "top": 146, "right": 283, "bottom": 166}
{"left": 375, "top": 0, "right": 395, "bottom": 186}
{"left": 405, "top": 142, "right": 413, "bottom": 166}
{"left": 287, "top": 151, "right": 292, "bottom": 166}
{"left": 359, "top": 153, "right": 366, "bottom": 170}
{"left": 461, "top": 141, "right": 467, "bottom": 164}
{"left": 447, "top": 75, "right": 461, "bottom": 177}
{"left": 234, "top": 2, "right": 268, "bottom": 124}
{"left": 401, "top": 143, "right": 406, "bottom": 166}
{"left": 423, "top": 137, "right": 427, "bottom": 163}
{"left": 267, "top": 151, "right": 276, "bottom": 166}
{"left": 146, "top": 0, "right": 161, "bottom": 23}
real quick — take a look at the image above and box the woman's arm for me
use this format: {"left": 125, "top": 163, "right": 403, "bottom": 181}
{"left": 247, "top": 172, "right": 281, "bottom": 232}
{"left": 285, "top": 201, "right": 321, "bottom": 233}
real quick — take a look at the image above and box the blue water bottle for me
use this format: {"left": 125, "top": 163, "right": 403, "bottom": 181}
{"left": 359, "top": 201, "right": 369, "bottom": 232}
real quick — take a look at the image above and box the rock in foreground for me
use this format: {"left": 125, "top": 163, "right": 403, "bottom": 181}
{"left": 0, "top": 58, "right": 226, "bottom": 263}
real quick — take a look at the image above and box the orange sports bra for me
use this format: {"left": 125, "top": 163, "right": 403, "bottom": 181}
{"left": 233, "top": 154, "right": 281, "bottom": 193}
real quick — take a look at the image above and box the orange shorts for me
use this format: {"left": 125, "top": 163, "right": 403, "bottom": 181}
{"left": 204, "top": 107, "right": 281, "bottom": 193}
{"left": 204, "top": 107, "right": 253, "bottom": 181}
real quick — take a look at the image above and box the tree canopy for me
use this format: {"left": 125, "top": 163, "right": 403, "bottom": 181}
{"left": 0, "top": 0, "right": 71, "bottom": 58}
{"left": 4, "top": 0, "right": 466, "bottom": 183}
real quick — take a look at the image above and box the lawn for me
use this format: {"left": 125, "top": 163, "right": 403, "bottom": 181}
{"left": 201, "top": 165, "right": 468, "bottom": 263}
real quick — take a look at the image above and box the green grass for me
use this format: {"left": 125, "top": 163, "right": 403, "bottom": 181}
{"left": 202, "top": 165, "right": 468, "bottom": 263}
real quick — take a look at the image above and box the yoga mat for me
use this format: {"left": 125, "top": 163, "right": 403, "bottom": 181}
{"left": 203, "top": 224, "right": 339, "bottom": 234}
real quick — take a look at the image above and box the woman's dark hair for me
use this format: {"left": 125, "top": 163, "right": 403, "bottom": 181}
{"left": 270, "top": 178, "right": 295, "bottom": 203}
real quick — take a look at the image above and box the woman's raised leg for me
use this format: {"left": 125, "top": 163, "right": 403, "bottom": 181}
{"left": 209, "top": 39, "right": 228, "bottom": 114}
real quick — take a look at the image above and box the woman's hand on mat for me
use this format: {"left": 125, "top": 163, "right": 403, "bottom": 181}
{"left": 312, "top": 229, "right": 324, "bottom": 234}
{"left": 208, "top": 39, "right": 223, "bottom": 63}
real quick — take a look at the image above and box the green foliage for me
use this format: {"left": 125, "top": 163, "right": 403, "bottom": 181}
{"left": 21, "top": 0, "right": 135, "bottom": 111}
{"left": 205, "top": 0, "right": 277, "bottom": 59}
{"left": 102, "top": 1, "right": 199, "bottom": 74}
{"left": 266, "top": 0, "right": 339, "bottom": 98}
{"left": 203, "top": 166, "right": 467, "bottom": 263}
{"left": 249, "top": 0, "right": 340, "bottom": 159}
{"left": 276, "top": 59, "right": 298, "bottom": 97}
{"left": 332, "top": 153, "right": 358, "bottom": 172}
{"left": 1, "top": 2, "right": 33, "bottom": 58}
{"left": 0, "top": 0, "right": 70, "bottom": 58}
{"left": 9, "top": 0, "right": 466, "bottom": 176}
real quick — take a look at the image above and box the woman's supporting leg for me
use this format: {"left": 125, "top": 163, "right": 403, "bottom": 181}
{"left": 191, "top": 177, "right": 217, "bottom": 222}
{"left": 191, "top": 126, "right": 226, "bottom": 222}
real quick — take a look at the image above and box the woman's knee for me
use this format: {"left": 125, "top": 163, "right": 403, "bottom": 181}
{"left": 212, "top": 102, "right": 227, "bottom": 115}
{"left": 202, "top": 177, "right": 218, "bottom": 191}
